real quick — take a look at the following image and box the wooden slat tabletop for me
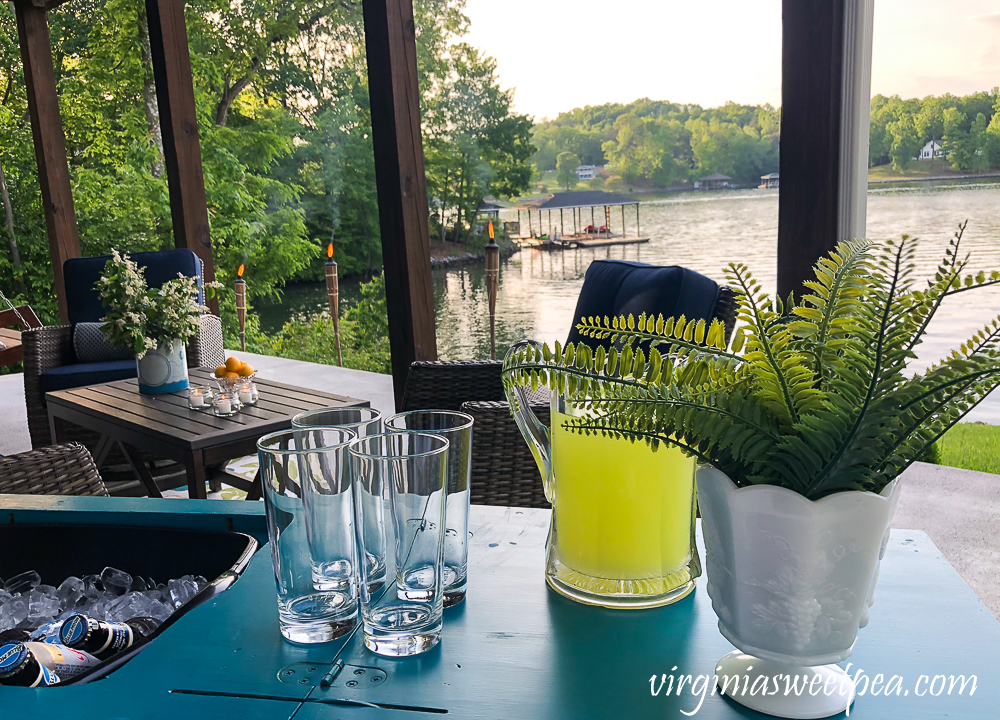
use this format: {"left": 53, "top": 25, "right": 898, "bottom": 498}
{"left": 45, "top": 367, "right": 367, "bottom": 452}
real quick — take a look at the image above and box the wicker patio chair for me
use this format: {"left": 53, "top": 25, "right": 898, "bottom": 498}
{"left": 0, "top": 442, "right": 109, "bottom": 497}
{"left": 401, "top": 262, "right": 738, "bottom": 509}
{"left": 22, "top": 249, "right": 224, "bottom": 450}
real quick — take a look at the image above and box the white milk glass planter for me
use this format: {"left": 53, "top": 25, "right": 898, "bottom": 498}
{"left": 696, "top": 466, "right": 900, "bottom": 719}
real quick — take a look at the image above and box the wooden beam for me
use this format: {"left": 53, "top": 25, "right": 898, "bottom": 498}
{"left": 777, "top": 0, "right": 873, "bottom": 299}
{"left": 14, "top": 0, "right": 80, "bottom": 324}
{"left": 145, "top": 0, "right": 218, "bottom": 313}
{"left": 362, "top": 0, "right": 437, "bottom": 406}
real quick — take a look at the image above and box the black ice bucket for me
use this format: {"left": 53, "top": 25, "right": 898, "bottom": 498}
{"left": 0, "top": 523, "right": 258, "bottom": 684}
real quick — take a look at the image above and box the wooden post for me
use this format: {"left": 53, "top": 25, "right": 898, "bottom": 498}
{"left": 363, "top": 0, "right": 437, "bottom": 406}
{"left": 621, "top": 205, "right": 626, "bottom": 238}
{"left": 14, "top": 0, "right": 80, "bottom": 324}
{"left": 636, "top": 204, "right": 640, "bottom": 237}
{"left": 591, "top": 206, "right": 595, "bottom": 229}
{"left": 777, "top": 0, "right": 873, "bottom": 299}
{"left": 145, "top": 0, "right": 217, "bottom": 314}
{"left": 559, "top": 208, "right": 564, "bottom": 238}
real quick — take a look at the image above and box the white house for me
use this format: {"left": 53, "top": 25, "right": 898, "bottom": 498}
{"left": 576, "top": 165, "right": 597, "bottom": 181}
{"left": 919, "top": 139, "right": 943, "bottom": 161}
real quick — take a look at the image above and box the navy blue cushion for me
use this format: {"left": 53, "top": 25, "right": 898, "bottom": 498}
{"left": 565, "top": 261, "right": 720, "bottom": 348}
{"left": 63, "top": 249, "right": 204, "bottom": 325}
{"left": 39, "top": 360, "right": 137, "bottom": 394}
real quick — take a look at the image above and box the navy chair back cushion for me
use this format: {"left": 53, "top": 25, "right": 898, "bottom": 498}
{"left": 63, "top": 249, "right": 204, "bottom": 325}
{"left": 565, "top": 261, "right": 720, "bottom": 348}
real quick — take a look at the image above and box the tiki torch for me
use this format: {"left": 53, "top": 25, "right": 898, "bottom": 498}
{"left": 485, "top": 220, "right": 500, "bottom": 360}
{"left": 325, "top": 243, "right": 343, "bottom": 367}
{"left": 235, "top": 264, "right": 246, "bottom": 352}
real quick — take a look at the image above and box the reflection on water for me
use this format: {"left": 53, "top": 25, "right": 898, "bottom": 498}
{"left": 260, "top": 181, "right": 1000, "bottom": 421}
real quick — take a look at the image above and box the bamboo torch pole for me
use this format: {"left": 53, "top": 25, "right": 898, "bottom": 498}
{"left": 485, "top": 221, "right": 500, "bottom": 360}
{"left": 235, "top": 264, "right": 246, "bottom": 352}
{"left": 325, "top": 244, "right": 343, "bottom": 366}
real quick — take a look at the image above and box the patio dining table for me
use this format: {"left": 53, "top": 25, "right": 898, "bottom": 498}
{"left": 1, "top": 494, "right": 998, "bottom": 719}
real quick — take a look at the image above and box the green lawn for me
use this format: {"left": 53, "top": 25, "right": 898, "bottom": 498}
{"left": 867, "top": 160, "right": 997, "bottom": 181}
{"left": 936, "top": 423, "right": 1000, "bottom": 475}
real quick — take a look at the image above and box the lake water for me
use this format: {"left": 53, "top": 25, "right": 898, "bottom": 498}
{"left": 258, "top": 180, "right": 1000, "bottom": 422}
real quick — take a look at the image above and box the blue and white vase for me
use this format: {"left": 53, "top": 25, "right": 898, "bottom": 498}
{"left": 137, "top": 339, "right": 189, "bottom": 394}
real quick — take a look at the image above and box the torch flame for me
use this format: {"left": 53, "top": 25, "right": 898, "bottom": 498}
{"left": 488, "top": 221, "right": 495, "bottom": 240}
{"left": 327, "top": 243, "right": 334, "bottom": 259}
{"left": 237, "top": 264, "right": 245, "bottom": 278}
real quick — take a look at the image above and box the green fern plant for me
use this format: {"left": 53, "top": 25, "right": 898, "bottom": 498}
{"left": 502, "top": 224, "right": 1000, "bottom": 499}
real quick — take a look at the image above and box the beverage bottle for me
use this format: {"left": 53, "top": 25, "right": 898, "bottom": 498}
{"left": 0, "top": 642, "right": 60, "bottom": 687}
{"left": 0, "top": 641, "right": 99, "bottom": 686}
{"left": 58, "top": 614, "right": 161, "bottom": 660}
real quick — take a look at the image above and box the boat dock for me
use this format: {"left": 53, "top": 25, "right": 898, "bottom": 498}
{"left": 516, "top": 234, "right": 650, "bottom": 250}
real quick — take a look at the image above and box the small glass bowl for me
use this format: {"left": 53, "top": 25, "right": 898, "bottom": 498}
{"left": 236, "top": 380, "right": 259, "bottom": 407}
{"left": 212, "top": 389, "right": 242, "bottom": 417}
{"left": 187, "top": 385, "right": 214, "bottom": 410}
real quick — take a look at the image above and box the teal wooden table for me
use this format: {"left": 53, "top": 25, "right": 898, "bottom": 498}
{"left": 0, "top": 495, "right": 997, "bottom": 719}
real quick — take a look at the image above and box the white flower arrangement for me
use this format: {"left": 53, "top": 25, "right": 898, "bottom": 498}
{"left": 95, "top": 250, "right": 213, "bottom": 358}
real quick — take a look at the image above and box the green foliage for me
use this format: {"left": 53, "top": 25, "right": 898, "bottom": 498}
{"left": 533, "top": 99, "right": 779, "bottom": 188}
{"left": 869, "top": 89, "right": 1000, "bottom": 172}
{"left": 503, "top": 223, "right": 1000, "bottom": 500}
{"left": 0, "top": 0, "right": 532, "bottom": 322}
{"left": 260, "top": 273, "right": 390, "bottom": 373}
{"left": 556, "top": 152, "right": 580, "bottom": 190}
{"left": 95, "top": 251, "right": 210, "bottom": 355}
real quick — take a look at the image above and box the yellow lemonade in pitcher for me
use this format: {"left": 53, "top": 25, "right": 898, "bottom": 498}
{"left": 547, "top": 408, "right": 698, "bottom": 604}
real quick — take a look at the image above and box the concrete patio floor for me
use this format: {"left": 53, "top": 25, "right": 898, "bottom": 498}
{"left": 0, "top": 356, "right": 997, "bottom": 618}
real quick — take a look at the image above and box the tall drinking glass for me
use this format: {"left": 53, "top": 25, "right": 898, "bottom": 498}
{"left": 386, "top": 410, "right": 473, "bottom": 606}
{"left": 258, "top": 427, "right": 358, "bottom": 644}
{"left": 349, "top": 432, "right": 449, "bottom": 657}
{"left": 293, "top": 407, "right": 386, "bottom": 592}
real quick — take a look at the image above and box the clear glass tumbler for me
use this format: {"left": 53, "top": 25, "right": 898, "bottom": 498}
{"left": 386, "top": 410, "right": 473, "bottom": 606}
{"left": 293, "top": 407, "right": 387, "bottom": 593}
{"left": 349, "top": 432, "right": 449, "bottom": 657}
{"left": 258, "top": 427, "right": 358, "bottom": 644}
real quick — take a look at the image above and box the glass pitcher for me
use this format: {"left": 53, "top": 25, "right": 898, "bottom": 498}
{"left": 505, "top": 345, "right": 700, "bottom": 609}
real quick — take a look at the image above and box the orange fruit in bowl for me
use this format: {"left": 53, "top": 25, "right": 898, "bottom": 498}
{"left": 225, "top": 356, "right": 243, "bottom": 373}
{"left": 214, "top": 365, "right": 227, "bottom": 378}
{"left": 238, "top": 364, "right": 255, "bottom": 377}
{"left": 224, "top": 371, "right": 241, "bottom": 382}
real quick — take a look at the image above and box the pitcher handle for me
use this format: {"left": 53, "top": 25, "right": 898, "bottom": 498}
{"left": 504, "top": 341, "right": 554, "bottom": 503}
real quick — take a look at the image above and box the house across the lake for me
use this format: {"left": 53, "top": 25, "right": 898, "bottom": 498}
{"left": 919, "top": 139, "right": 943, "bottom": 160}
{"left": 694, "top": 173, "right": 733, "bottom": 190}
{"left": 759, "top": 172, "right": 780, "bottom": 189}
{"left": 576, "top": 165, "right": 597, "bottom": 181}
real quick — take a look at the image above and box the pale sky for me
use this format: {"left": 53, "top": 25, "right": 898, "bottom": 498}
{"left": 463, "top": 0, "right": 1000, "bottom": 121}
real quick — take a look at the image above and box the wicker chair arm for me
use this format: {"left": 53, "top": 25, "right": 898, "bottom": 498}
{"left": 22, "top": 325, "right": 74, "bottom": 376}
{"left": 0, "top": 442, "right": 108, "bottom": 497}
{"left": 461, "top": 399, "right": 550, "bottom": 509}
{"left": 402, "top": 360, "right": 506, "bottom": 411}
{"left": 188, "top": 314, "right": 224, "bottom": 369}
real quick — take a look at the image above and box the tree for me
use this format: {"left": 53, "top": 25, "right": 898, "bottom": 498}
{"left": 943, "top": 107, "right": 971, "bottom": 171}
{"left": 886, "top": 115, "right": 921, "bottom": 171}
{"left": 987, "top": 95, "right": 1000, "bottom": 167}
{"left": 969, "top": 113, "right": 990, "bottom": 173}
{"left": 556, "top": 152, "right": 580, "bottom": 190}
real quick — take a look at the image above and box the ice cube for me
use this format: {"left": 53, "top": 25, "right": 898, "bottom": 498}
{"left": 0, "top": 596, "right": 28, "bottom": 631}
{"left": 56, "top": 577, "right": 85, "bottom": 609}
{"left": 28, "top": 588, "right": 62, "bottom": 624}
{"left": 100, "top": 567, "right": 132, "bottom": 596}
{"left": 5, "top": 570, "right": 41, "bottom": 595}
{"left": 132, "top": 577, "right": 147, "bottom": 592}
{"left": 166, "top": 577, "right": 202, "bottom": 609}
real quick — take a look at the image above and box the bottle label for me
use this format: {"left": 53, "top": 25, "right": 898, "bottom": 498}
{"left": 99, "top": 623, "right": 133, "bottom": 655}
{"left": 34, "top": 666, "right": 60, "bottom": 687}
{"left": 24, "top": 643, "right": 100, "bottom": 679}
